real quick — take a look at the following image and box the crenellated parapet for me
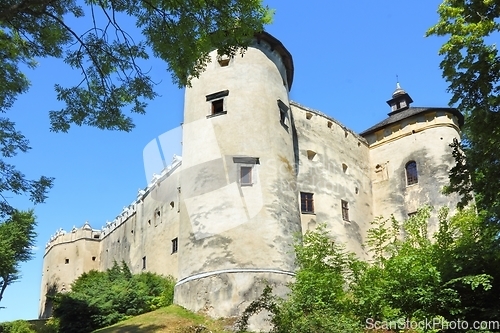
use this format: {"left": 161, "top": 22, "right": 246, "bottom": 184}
{"left": 44, "top": 221, "right": 101, "bottom": 254}
{"left": 99, "top": 154, "right": 182, "bottom": 239}
{"left": 44, "top": 155, "right": 183, "bottom": 252}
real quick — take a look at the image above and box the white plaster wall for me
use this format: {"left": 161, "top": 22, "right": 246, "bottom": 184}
{"left": 176, "top": 39, "right": 300, "bottom": 322}
{"left": 292, "top": 102, "right": 373, "bottom": 259}
{"left": 39, "top": 230, "right": 100, "bottom": 318}
{"left": 367, "top": 111, "right": 462, "bottom": 233}
{"left": 98, "top": 168, "right": 181, "bottom": 277}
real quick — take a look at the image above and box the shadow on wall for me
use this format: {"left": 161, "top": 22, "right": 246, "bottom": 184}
{"left": 40, "top": 281, "right": 59, "bottom": 318}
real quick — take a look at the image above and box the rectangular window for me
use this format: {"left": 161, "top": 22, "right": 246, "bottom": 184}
{"left": 206, "top": 90, "right": 229, "bottom": 118}
{"left": 142, "top": 256, "right": 146, "bottom": 270}
{"left": 240, "top": 166, "right": 252, "bottom": 186}
{"left": 341, "top": 200, "right": 349, "bottom": 221}
{"left": 300, "top": 192, "right": 314, "bottom": 213}
{"left": 277, "top": 99, "right": 289, "bottom": 129}
{"left": 172, "top": 238, "right": 178, "bottom": 254}
{"left": 211, "top": 99, "right": 224, "bottom": 114}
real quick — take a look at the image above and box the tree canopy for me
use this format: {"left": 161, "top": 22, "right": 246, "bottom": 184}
{"left": 0, "top": 0, "right": 272, "bottom": 213}
{"left": 0, "top": 210, "right": 36, "bottom": 305}
{"left": 426, "top": 0, "right": 500, "bottom": 219}
{"left": 1, "top": 0, "right": 272, "bottom": 132}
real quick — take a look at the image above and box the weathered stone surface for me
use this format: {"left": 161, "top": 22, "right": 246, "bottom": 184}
{"left": 39, "top": 32, "right": 461, "bottom": 331}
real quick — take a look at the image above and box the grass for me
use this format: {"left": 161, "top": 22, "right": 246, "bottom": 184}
{"left": 92, "top": 305, "right": 240, "bottom": 333}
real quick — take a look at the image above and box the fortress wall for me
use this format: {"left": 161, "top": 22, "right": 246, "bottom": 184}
{"left": 291, "top": 102, "right": 373, "bottom": 259}
{"left": 366, "top": 111, "right": 462, "bottom": 232}
{"left": 99, "top": 167, "right": 181, "bottom": 277}
{"left": 39, "top": 167, "right": 181, "bottom": 318}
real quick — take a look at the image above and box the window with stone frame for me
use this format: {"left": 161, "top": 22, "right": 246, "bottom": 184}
{"left": 301, "top": 192, "right": 314, "bottom": 213}
{"left": 206, "top": 90, "right": 229, "bottom": 117}
{"left": 405, "top": 161, "right": 418, "bottom": 185}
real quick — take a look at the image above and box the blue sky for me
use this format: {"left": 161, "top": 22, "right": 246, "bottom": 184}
{"left": 0, "top": 0, "right": 450, "bottom": 322}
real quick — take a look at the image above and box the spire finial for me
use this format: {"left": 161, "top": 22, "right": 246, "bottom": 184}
{"left": 392, "top": 77, "right": 405, "bottom": 98}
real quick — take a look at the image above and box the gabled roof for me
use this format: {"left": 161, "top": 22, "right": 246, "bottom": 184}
{"left": 359, "top": 107, "right": 464, "bottom": 136}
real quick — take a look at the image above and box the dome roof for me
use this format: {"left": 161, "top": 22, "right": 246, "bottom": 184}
{"left": 392, "top": 82, "right": 406, "bottom": 98}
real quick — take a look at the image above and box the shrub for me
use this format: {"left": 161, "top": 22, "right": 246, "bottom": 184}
{"left": 0, "top": 320, "right": 36, "bottom": 333}
{"left": 51, "top": 261, "right": 175, "bottom": 333}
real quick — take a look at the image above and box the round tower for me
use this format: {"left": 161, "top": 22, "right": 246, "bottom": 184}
{"left": 362, "top": 83, "right": 464, "bottom": 233}
{"left": 39, "top": 222, "right": 101, "bottom": 318}
{"left": 175, "top": 32, "right": 300, "bottom": 323}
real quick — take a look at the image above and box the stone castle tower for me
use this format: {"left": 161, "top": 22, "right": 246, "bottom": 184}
{"left": 39, "top": 32, "right": 463, "bottom": 327}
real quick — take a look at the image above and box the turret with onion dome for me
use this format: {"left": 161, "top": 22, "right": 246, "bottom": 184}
{"left": 386, "top": 82, "right": 414, "bottom": 115}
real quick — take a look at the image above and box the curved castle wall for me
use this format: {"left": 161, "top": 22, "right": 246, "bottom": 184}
{"left": 175, "top": 34, "right": 300, "bottom": 320}
{"left": 39, "top": 224, "right": 100, "bottom": 318}
{"left": 366, "top": 109, "right": 462, "bottom": 232}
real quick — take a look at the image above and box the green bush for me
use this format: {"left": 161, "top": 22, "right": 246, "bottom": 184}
{"left": 0, "top": 320, "right": 35, "bottom": 333}
{"left": 241, "top": 207, "right": 500, "bottom": 333}
{"left": 37, "top": 318, "right": 59, "bottom": 333}
{"left": 51, "top": 261, "right": 175, "bottom": 333}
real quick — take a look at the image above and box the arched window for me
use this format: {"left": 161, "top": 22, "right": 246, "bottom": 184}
{"left": 405, "top": 161, "right": 418, "bottom": 185}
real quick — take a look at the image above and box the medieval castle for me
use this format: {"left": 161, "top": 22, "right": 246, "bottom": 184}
{"left": 39, "top": 32, "right": 463, "bottom": 327}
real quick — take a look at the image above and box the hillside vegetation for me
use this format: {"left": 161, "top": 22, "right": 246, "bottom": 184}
{"left": 93, "top": 305, "right": 236, "bottom": 333}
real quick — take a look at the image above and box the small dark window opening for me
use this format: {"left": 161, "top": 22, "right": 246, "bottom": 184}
{"left": 218, "top": 58, "right": 230, "bottom": 67}
{"left": 277, "top": 100, "right": 289, "bottom": 129}
{"left": 241, "top": 166, "right": 252, "bottom": 186}
{"left": 142, "top": 256, "right": 146, "bottom": 270}
{"left": 172, "top": 238, "right": 178, "bottom": 254}
{"left": 341, "top": 200, "right": 349, "bottom": 221}
{"left": 301, "top": 192, "right": 314, "bottom": 213}
{"left": 65, "top": 258, "right": 69, "bottom": 264}
{"left": 93, "top": 234, "right": 100, "bottom": 239}
{"left": 406, "top": 161, "right": 418, "bottom": 185}
{"left": 212, "top": 99, "right": 224, "bottom": 114}
{"left": 92, "top": 256, "right": 96, "bottom": 261}
{"left": 280, "top": 108, "right": 287, "bottom": 124}
{"left": 156, "top": 210, "right": 161, "bottom": 217}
